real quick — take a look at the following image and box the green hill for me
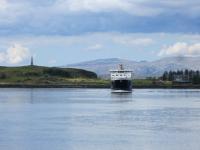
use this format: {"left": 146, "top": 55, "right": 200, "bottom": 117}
{"left": 0, "top": 65, "right": 107, "bottom": 87}
{"left": 0, "top": 65, "right": 97, "bottom": 78}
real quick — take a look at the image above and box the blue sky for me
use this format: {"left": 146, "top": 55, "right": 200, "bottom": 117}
{"left": 0, "top": 0, "right": 200, "bottom": 66}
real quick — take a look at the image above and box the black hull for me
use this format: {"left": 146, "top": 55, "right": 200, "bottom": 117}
{"left": 111, "top": 80, "right": 132, "bottom": 92}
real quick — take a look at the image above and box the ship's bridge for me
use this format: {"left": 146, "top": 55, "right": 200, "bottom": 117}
{"left": 110, "top": 65, "right": 132, "bottom": 81}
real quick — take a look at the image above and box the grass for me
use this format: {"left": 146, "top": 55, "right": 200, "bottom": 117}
{"left": 0, "top": 65, "right": 97, "bottom": 79}
{"left": 0, "top": 77, "right": 110, "bottom": 88}
{"left": 133, "top": 79, "right": 173, "bottom": 87}
{"left": 133, "top": 79, "right": 153, "bottom": 86}
{"left": 0, "top": 65, "right": 106, "bottom": 87}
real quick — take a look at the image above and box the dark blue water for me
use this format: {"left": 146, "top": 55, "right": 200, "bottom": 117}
{"left": 0, "top": 88, "right": 200, "bottom": 150}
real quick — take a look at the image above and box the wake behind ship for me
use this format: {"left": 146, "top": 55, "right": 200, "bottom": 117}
{"left": 110, "top": 64, "right": 132, "bottom": 93}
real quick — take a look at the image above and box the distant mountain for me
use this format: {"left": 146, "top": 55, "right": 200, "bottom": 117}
{"left": 65, "top": 57, "right": 200, "bottom": 78}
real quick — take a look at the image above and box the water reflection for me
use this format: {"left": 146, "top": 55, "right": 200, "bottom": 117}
{"left": 30, "top": 88, "right": 34, "bottom": 104}
{"left": 110, "top": 92, "right": 133, "bottom": 103}
{"left": 1, "top": 88, "right": 200, "bottom": 104}
{"left": 1, "top": 89, "right": 200, "bottom": 150}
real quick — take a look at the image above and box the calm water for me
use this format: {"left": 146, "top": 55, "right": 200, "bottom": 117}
{"left": 0, "top": 88, "right": 200, "bottom": 150}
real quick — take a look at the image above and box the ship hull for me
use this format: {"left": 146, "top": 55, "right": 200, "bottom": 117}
{"left": 111, "top": 80, "right": 132, "bottom": 93}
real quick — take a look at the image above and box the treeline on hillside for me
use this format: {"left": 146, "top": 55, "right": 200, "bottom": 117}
{"left": 162, "top": 69, "right": 200, "bottom": 84}
{"left": 0, "top": 66, "right": 97, "bottom": 79}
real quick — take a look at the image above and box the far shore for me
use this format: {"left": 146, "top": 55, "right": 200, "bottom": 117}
{"left": 1, "top": 65, "right": 200, "bottom": 89}
{"left": 0, "top": 83, "right": 200, "bottom": 89}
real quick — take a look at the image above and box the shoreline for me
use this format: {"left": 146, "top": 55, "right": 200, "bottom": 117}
{"left": 0, "top": 84, "right": 200, "bottom": 89}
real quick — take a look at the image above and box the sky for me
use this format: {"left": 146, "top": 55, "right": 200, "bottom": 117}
{"left": 0, "top": 0, "right": 200, "bottom": 66}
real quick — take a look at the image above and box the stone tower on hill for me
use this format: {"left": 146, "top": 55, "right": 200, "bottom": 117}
{"left": 31, "top": 56, "right": 34, "bottom": 66}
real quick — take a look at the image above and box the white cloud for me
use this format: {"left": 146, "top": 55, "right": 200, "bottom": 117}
{"left": 53, "top": 0, "right": 200, "bottom": 17}
{"left": 0, "top": 0, "right": 29, "bottom": 24}
{"left": 113, "top": 37, "right": 154, "bottom": 46}
{"left": 158, "top": 42, "right": 200, "bottom": 57}
{"left": 63, "top": 0, "right": 131, "bottom": 12}
{"left": 54, "top": 0, "right": 162, "bottom": 16}
{"left": 86, "top": 44, "right": 103, "bottom": 50}
{"left": 0, "top": 0, "right": 200, "bottom": 36}
{"left": 1, "top": 0, "right": 200, "bottom": 26}
{"left": 0, "top": 43, "right": 30, "bottom": 64}
{"left": 0, "top": 0, "right": 8, "bottom": 11}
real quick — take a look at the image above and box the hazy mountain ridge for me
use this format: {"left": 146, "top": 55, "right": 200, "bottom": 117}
{"left": 66, "top": 57, "right": 200, "bottom": 78}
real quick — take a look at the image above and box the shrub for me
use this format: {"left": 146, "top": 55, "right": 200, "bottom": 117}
{"left": 0, "top": 73, "right": 7, "bottom": 79}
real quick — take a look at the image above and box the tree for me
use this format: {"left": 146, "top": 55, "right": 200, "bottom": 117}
{"left": 162, "top": 71, "right": 168, "bottom": 81}
{"left": 189, "top": 70, "right": 194, "bottom": 81}
{"left": 168, "top": 71, "right": 173, "bottom": 81}
{"left": 184, "top": 69, "right": 189, "bottom": 81}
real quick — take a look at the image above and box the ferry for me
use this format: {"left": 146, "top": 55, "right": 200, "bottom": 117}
{"left": 110, "top": 64, "right": 132, "bottom": 93}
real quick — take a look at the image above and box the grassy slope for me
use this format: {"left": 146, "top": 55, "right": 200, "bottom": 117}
{"left": 0, "top": 65, "right": 107, "bottom": 86}
{"left": 0, "top": 66, "right": 97, "bottom": 78}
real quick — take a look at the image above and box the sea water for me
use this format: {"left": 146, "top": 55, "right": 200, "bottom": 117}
{"left": 0, "top": 88, "right": 200, "bottom": 150}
